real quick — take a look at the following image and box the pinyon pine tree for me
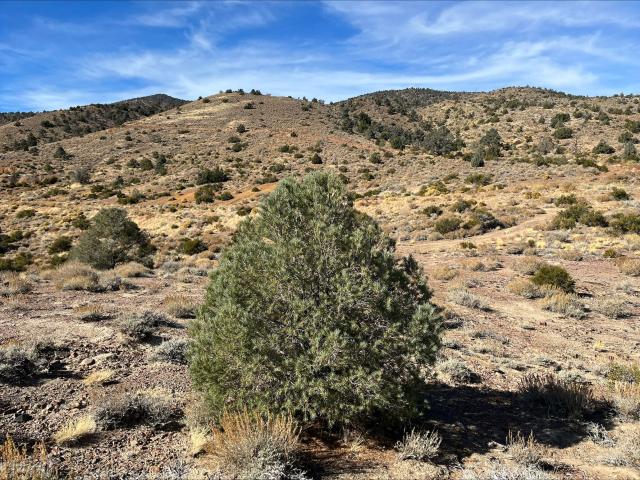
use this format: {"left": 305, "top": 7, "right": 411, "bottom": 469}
{"left": 189, "top": 172, "right": 441, "bottom": 426}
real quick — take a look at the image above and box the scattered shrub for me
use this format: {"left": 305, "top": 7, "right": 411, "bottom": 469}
{"left": 610, "top": 187, "right": 630, "bottom": 201}
{"left": 531, "top": 265, "right": 574, "bottom": 292}
{"left": 54, "top": 415, "right": 97, "bottom": 445}
{"left": 164, "top": 294, "right": 197, "bottom": 318}
{"left": 540, "top": 292, "right": 585, "bottom": 318}
{"left": 434, "top": 216, "right": 461, "bottom": 234}
{"left": 51, "top": 261, "right": 100, "bottom": 291}
{"left": 94, "top": 390, "right": 176, "bottom": 430}
{"left": 506, "top": 431, "right": 543, "bottom": 466}
{"left": 518, "top": 372, "right": 591, "bottom": 418}
{"left": 210, "top": 410, "right": 303, "bottom": 480}
{"left": 591, "top": 296, "right": 630, "bottom": 319}
{"left": 0, "top": 272, "right": 33, "bottom": 297}
{"left": 196, "top": 167, "right": 229, "bottom": 185}
{"left": 48, "top": 236, "right": 72, "bottom": 254}
{"left": 514, "top": 257, "right": 546, "bottom": 275}
{"left": 152, "top": 339, "right": 189, "bottom": 364}
{"left": 553, "top": 126, "right": 573, "bottom": 139}
{"left": 119, "top": 311, "right": 170, "bottom": 342}
{"left": 438, "top": 359, "right": 479, "bottom": 383}
{"left": 180, "top": 238, "right": 207, "bottom": 255}
{"left": 0, "top": 342, "right": 54, "bottom": 384}
{"left": 395, "top": 429, "right": 441, "bottom": 462}
{"left": 195, "top": 184, "right": 220, "bottom": 204}
{"left": 592, "top": 140, "right": 615, "bottom": 154}
{"left": 114, "top": 261, "right": 151, "bottom": 278}
{"left": 83, "top": 369, "right": 115, "bottom": 386}
{"left": 618, "top": 258, "right": 640, "bottom": 276}
{"left": 448, "top": 287, "right": 489, "bottom": 310}
{"left": 74, "top": 304, "right": 109, "bottom": 322}
{"left": 609, "top": 213, "right": 640, "bottom": 235}
{"left": 551, "top": 203, "right": 607, "bottom": 229}
{"left": 608, "top": 382, "right": 640, "bottom": 421}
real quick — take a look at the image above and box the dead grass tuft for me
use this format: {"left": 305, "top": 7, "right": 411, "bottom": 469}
{"left": 518, "top": 372, "right": 592, "bottom": 418}
{"left": 53, "top": 415, "right": 97, "bottom": 445}
{"left": 210, "top": 410, "right": 303, "bottom": 480}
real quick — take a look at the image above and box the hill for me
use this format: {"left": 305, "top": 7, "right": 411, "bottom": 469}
{"left": 1, "top": 86, "right": 640, "bottom": 478}
{"left": 0, "top": 93, "right": 188, "bottom": 153}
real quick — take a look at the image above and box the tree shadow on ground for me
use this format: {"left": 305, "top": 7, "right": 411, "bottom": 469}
{"left": 301, "top": 382, "right": 614, "bottom": 478}
{"left": 420, "top": 382, "right": 614, "bottom": 462}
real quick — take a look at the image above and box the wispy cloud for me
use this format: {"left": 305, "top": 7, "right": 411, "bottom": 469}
{"left": 1, "top": 1, "right": 639, "bottom": 111}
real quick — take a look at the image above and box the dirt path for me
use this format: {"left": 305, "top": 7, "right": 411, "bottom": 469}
{"left": 398, "top": 209, "right": 557, "bottom": 254}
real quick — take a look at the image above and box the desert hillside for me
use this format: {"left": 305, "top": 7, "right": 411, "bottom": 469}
{"left": 1, "top": 87, "right": 640, "bottom": 479}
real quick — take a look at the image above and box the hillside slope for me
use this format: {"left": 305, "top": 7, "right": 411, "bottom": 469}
{"left": 0, "top": 93, "right": 188, "bottom": 153}
{"left": 1, "top": 87, "right": 640, "bottom": 478}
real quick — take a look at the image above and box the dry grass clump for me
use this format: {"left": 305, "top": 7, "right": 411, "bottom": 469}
{"left": 118, "top": 311, "right": 172, "bottom": 342}
{"left": 0, "top": 437, "right": 58, "bottom": 480}
{"left": 506, "top": 431, "right": 543, "bottom": 466}
{"left": 518, "top": 372, "right": 592, "bottom": 418}
{"left": 209, "top": 410, "right": 304, "bottom": 480}
{"left": 395, "top": 429, "right": 441, "bottom": 462}
{"left": 608, "top": 382, "right": 640, "bottom": 421}
{"left": 0, "top": 272, "right": 33, "bottom": 297}
{"left": 507, "top": 278, "right": 543, "bottom": 299}
{"left": 74, "top": 304, "right": 109, "bottom": 322}
{"left": 461, "top": 462, "right": 552, "bottom": 480}
{"left": 618, "top": 257, "right": 640, "bottom": 276}
{"left": 591, "top": 296, "right": 630, "bottom": 319}
{"left": 448, "top": 287, "right": 490, "bottom": 310}
{"left": 114, "top": 262, "right": 151, "bottom": 278}
{"left": 513, "top": 257, "right": 546, "bottom": 275}
{"left": 93, "top": 389, "right": 176, "bottom": 430}
{"left": 53, "top": 415, "right": 97, "bottom": 445}
{"left": 152, "top": 339, "right": 189, "bottom": 364}
{"left": 438, "top": 359, "right": 479, "bottom": 384}
{"left": 48, "top": 261, "right": 100, "bottom": 291}
{"left": 558, "top": 249, "right": 583, "bottom": 261}
{"left": 83, "top": 369, "right": 115, "bottom": 386}
{"left": 540, "top": 292, "right": 585, "bottom": 319}
{"left": 431, "top": 265, "right": 458, "bottom": 281}
{"left": 465, "top": 258, "right": 502, "bottom": 272}
{"left": 164, "top": 294, "right": 197, "bottom": 318}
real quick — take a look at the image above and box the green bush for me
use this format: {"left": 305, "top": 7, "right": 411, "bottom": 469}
{"left": 196, "top": 167, "right": 229, "bottom": 185}
{"left": 70, "top": 208, "right": 153, "bottom": 269}
{"left": 553, "top": 126, "right": 573, "bottom": 139}
{"left": 180, "top": 238, "right": 206, "bottom": 255}
{"left": 623, "top": 142, "right": 638, "bottom": 160}
{"left": 592, "top": 140, "right": 615, "bottom": 154}
{"left": 0, "top": 252, "right": 33, "bottom": 272}
{"left": 49, "top": 236, "right": 72, "bottom": 254}
{"left": 478, "top": 128, "right": 502, "bottom": 158}
{"left": 16, "top": 209, "right": 35, "bottom": 219}
{"left": 310, "top": 152, "right": 322, "bottom": 164}
{"left": 550, "top": 113, "right": 570, "bottom": 128}
{"left": 189, "top": 172, "right": 442, "bottom": 427}
{"left": 610, "top": 187, "right": 630, "bottom": 201}
{"left": 434, "top": 216, "right": 461, "bottom": 234}
{"left": 531, "top": 265, "right": 575, "bottom": 293}
{"left": 551, "top": 203, "right": 607, "bottom": 229}
{"left": 195, "top": 184, "right": 220, "bottom": 204}
{"left": 609, "top": 213, "right": 640, "bottom": 235}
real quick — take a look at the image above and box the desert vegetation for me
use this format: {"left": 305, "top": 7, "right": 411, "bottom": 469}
{"left": 1, "top": 86, "right": 639, "bottom": 478}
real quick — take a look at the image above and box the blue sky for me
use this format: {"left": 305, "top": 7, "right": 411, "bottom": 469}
{"left": 1, "top": 1, "right": 639, "bottom": 111}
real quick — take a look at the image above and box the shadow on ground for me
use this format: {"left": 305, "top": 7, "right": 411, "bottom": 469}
{"left": 302, "top": 382, "right": 614, "bottom": 478}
